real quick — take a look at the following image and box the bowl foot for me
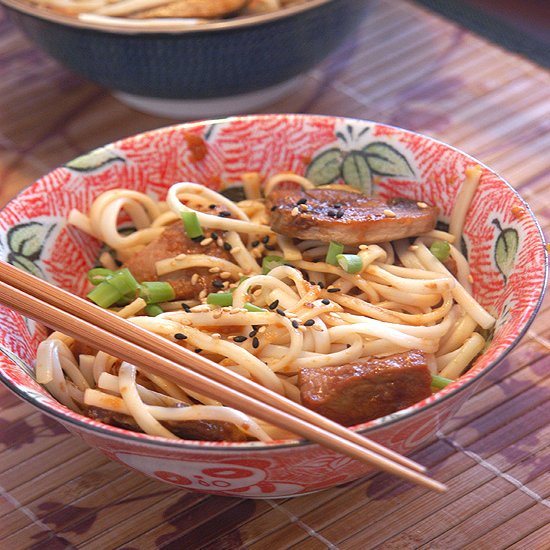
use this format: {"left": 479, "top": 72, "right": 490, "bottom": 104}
{"left": 113, "top": 75, "right": 305, "bottom": 119}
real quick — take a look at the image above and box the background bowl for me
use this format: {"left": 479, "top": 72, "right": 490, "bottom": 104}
{"left": 0, "top": 0, "right": 371, "bottom": 117}
{"left": 0, "top": 114, "right": 546, "bottom": 498}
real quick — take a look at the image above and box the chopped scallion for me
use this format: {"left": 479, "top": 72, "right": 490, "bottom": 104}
{"left": 87, "top": 267, "right": 113, "bottom": 285}
{"left": 430, "top": 240, "right": 451, "bottom": 262}
{"left": 207, "top": 292, "right": 233, "bottom": 307}
{"left": 431, "top": 373, "right": 453, "bottom": 389}
{"left": 262, "top": 255, "right": 284, "bottom": 274}
{"left": 325, "top": 241, "right": 344, "bottom": 265}
{"left": 144, "top": 304, "right": 164, "bottom": 317}
{"left": 181, "top": 211, "right": 203, "bottom": 239}
{"left": 336, "top": 253, "right": 363, "bottom": 273}
{"left": 87, "top": 281, "right": 123, "bottom": 308}
{"left": 103, "top": 268, "right": 139, "bottom": 296}
{"left": 244, "top": 303, "right": 267, "bottom": 312}
{"left": 139, "top": 281, "right": 175, "bottom": 304}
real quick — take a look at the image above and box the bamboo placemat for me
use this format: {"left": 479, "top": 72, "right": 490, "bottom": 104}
{"left": 0, "top": 0, "right": 549, "bottom": 548}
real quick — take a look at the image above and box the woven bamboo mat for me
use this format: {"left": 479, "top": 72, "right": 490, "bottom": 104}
{"left": 0, "top": 0, "right": 549, "bottom": 548}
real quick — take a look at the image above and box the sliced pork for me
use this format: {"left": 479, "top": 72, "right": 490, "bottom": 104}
{"left": 266, "top": 187, "right": 438, "bottom": 244}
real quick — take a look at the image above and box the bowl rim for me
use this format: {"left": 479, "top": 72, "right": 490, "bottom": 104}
{"left": 0, "top": 113, "right": 547, "bottom": 454}
{"left": 0, "top": 0, "right": 337, "bottom": 35}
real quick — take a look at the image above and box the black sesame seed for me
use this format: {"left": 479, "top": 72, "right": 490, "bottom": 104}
{"left": 336, "top": 210, "right": 344, "bottom": 219}
{"left": 268, "top": 299, "right": 279, "bottom": 310}
{"left": 321, "top": 299, "right": 330, "bottom": 305}
{"left": 181, "top": 303, "right": 191, "bottom": 312}
{"left": 252, "top": 337, "right": 260, "bottom": 349}
{"left": 249, "top": 329, "right": 258, "bottom": 338}
{"left": 251, "top": 240, "right": 260, "bottom": 248}
{"left": 317, "top": 281, "right": 325, "bottom": 288}
{"left": 191, "top": 235, "right": 204, "bottom": 242}
{"left": 219, "top": 211, "right": 231, "bottom": 218}
{"left": 304, "top": 319, "right": 315, "bottom": 326}
{"left": 210, "top": 231, "right": 219, "bottom": 240}
{"left": 261, "top": 236, "right": 270, "bottom": 244}
{"left": 327, "top": 287, "right": 341, "bottom": 293}
{"left": 212, "top": 279, "right": 224, "bottom": 289}
{"left": 194, "top": 348, "right": 203, "bottom": 353}
{"left": 296, "top": 198, "right": 307, "bottom": 205}
{"left": 291, "top": 320, "right": 300, "bottom": 329}
{"left": 333, "top": 203, "right": 343, "bottom": 208}
{"left": 223, "top": 242, "right": 232, "bottom": 251}
{"left": 327, "top": 210, "right": 337, "bottom": 218}
{"left": 270, "top": 205, "right": 277, "bottom": 211}
{"left": 208, "top": 204, "right": 217, "bottom": 209}
{"left": 174, "top": 333, "right": 187, "bottom": 340}
{"left": 265, "top": 245, "right": 276, "bottom": 251}
{"left": 114, "top": 258, "right": 123, "bottom": 267}
{"left": 233, "top": 335, "right": 247, "bottom": 343}
{"left": 275, "top": 308, "right": 286, "bottom": 316}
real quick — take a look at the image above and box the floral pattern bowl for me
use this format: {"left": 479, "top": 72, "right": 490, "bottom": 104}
{"left": 0, "top": 114, "right": 547, "bottom": 498}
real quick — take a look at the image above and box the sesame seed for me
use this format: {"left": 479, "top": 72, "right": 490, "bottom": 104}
{"left": 317, "top": 281, "right": 325, "bottom": 288}
{"left": 268, "top": 299, "right": 279, "bottom": 310}
{"left": 299, "top": 203, "right": 309, "bottom": 212}
{"left": 175, "top": 253, "right": 187, "bottom": 260}
{"left": 200, "top": 237, "right": 213, "bottom": 246}
{"left": 304, "top": 319, "right": 315, "bottom": 326}
{"left": 291, "top": 207, "right": 300, "bottom": 217}
{"left": 262, "top": 236, "right": 270, "bottom": 244}
{"left": 258, "top": 326, "right": 267, "bottom": 334}
{"left": 359, "top": 245, "right": 368, "bottom": 250}
{"left": 265, "top": 245, "right": 276, "bottom": 251}
{"left": 327, "top": 287, "right": 341, "bottom": 293}
{"left": 191, "top": 273, "right": 199, "bottom": 285}
{"left": 276, "top": 308, "right": 286, "bottom": 316}
{"left": 219, "top": 211, "right": 231, "bottom": 218}
{"left": 210, "top": 232, "right": 219, "bottom": 239}
{"left": 291, "top": 320, "right": 300, "bottom": 328}
{"left": 336, "top": 210, "right": 344, "bottom": 219}
{"left": 296, "top": 198, "right": 307, "bottom": 205}
{"left": 209, "top": 267, "right": 221, "bottom": 273}
{"left": 194, "top": 348, "right": 203, "bottom": 353}
{"left": 199, "top": 290, "right": 207, "bottom": 299}
{"left": 217, "top": 238, "right": 224, "bottom": 247}
{"left": 252, "top": 337, "right": 260, "bottom": 349}
{"left": 181, "top": 303, "right": 191, "bottom": 312}
{"left": 233, "top": 335, "right": 247, "bottom": 342}
{"left": 251, "top": 240, "right": 260, "bottom": 247}
{"left": 223, "top": 242, "right": 232, "bottom": 251}
{"left": 327, "top": 210, "right": 337, "bottom": 218}
{"left": 333, "top": 203, "right": 342, "bottom": 208}
{"left": 321, "top": 299, "right": 330, "bottom": 305}
{"left": 417, "top": 202, "right": 428, "bottom": 209}
{"left": 212, "top": 333, "right": 221, "bottom": 339}
{"left": 253, "top": 289, "right": 262, "bottom": 297}
{"left": 270, "top": 205, "right": 277, "bottom": 211}
{"left": 212, "top": 279, "right": 224, "bottom": 289}
{"left": 208, "top": 204, "right": 217, "bottom": 209}
{"left": 213, "top": 309, "right": 223, "bottom": 319}
{"left": 383, "top": 209, "right": 396, "bottom": 218}
{"left": 249, "top": 329, "right": 258, "bottom": 338}
{"left": 220, "top": 271, "right": 232, "bottom": 279}
{"left": 191, "top": 235, "right": 204, "bottom": 242}
{"left": 174, "top": 333, "right": 187, "bottom": 340}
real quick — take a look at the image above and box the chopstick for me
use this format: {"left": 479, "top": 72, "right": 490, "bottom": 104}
{"left": 0, "top": 261, "right": 446, "bottom": 492}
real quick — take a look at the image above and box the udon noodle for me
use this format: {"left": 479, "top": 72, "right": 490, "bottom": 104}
{"left": 36, "top": 166, "right": 495, "bottom": 441}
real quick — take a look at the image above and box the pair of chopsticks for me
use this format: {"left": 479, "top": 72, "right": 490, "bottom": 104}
{"left": 0, "top": 260, "right": 446, "bottom": 492}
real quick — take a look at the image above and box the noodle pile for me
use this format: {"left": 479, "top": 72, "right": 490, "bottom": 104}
{"left": 36, "top": 167, "right": 495, "bottom": 441}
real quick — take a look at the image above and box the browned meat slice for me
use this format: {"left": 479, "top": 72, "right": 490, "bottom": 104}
{"left": 266, "top": 187, "right": 438, "bottom": 244}
{"left": 123, "top": 220, "right": 233, "bottom": 300}
{"left": 86, "top": 406, "right": 250, "bottom": 442}
{"left": 298, "top": 350, "right": 432, "bottom": 426}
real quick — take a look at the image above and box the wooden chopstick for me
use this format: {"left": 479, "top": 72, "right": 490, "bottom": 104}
{"left": 0, "top": 261, "right": 446, "bottom": 492}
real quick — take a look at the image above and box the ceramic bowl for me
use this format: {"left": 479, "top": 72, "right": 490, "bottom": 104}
{"left": 0, "top": 114, "right": 547, "bottom": 498}
{"left": 0, "top": 0, "right": 371, "bottom": 117}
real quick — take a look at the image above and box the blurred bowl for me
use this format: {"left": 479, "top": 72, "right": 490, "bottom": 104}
{"left": 0, "top": 0, "right": 371, "bottom": 117}
{"left": 0, "top": 114, "right": 547, "bottom": 497}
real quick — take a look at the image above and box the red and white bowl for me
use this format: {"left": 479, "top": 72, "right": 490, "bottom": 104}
{"left": 0, "top": 114, "right": 547, "bottom": 497}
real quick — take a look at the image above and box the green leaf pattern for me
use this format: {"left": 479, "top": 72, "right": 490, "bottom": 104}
{"left": 493, "top": 219, "right": 519, "bottom": 283}
{"left": 65, "top": 147, "right": 124, "bottom": 172}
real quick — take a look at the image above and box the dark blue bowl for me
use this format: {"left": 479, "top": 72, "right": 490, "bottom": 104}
{"left": 1, "top": 0, "right": 371, "bottom": 103}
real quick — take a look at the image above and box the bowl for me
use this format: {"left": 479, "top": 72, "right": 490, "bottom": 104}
{"left": 0, "top": 114, "right": 547, "bottom": 498}
{"left": 0, "top": 0, "right": 371, "bottom": 117}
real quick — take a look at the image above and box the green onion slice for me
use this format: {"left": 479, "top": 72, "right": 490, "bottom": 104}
{"left": 207, "top": 292, "right": 233, "bottom": 307}
{"left": 87, "top": 281, "right": 123, "bottom": 308}
{"left": 262, "top": 255, "right": 284, "bottom": 274}
{"left": 104, "top": 268, "right": 139, "bottom": 296}
{"left": 430, "top": 240, "right": 451, "bottom": 262}
{"left": 144, "top": 304, "right": 164, "bottom": 317}
{"left": 325, "top": 241, "right": 344, "bottom": 265}
{"left": 244, "top": 303, "right": 267, "bottom": 312}
{"left": 139, "top": 281, "right": 175, "bottom": 304}
{"left": 336, "top": 253, "right": 363, "bottom": 274}
{"left": 181, "top": 211, "right": 204, "bottom": 239}
{"left": 431, "top": 373, "right": 453, "bottom": 389}
{"left": 87, "top": 267, "right": 114, "bottom": 286}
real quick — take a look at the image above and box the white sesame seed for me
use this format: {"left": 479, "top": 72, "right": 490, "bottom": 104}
{"left": 220, "top": 271, "right": 232, "bottom": 279}
{"left": 291, "top": 207, "right": 300, "bottom": 217}
{"left": 417, "top": 201, "right": 428, "bottom": 209}
{"left": 383, "top": 209, "right": 396, "bottom": 218}
{"left": 199, "top": 290, "right": 207, "bottom": 299}
{"left": 209, "top": 267, "right": 221, "bottom": 273}
{"left": 200, "top": 237, "right": 213, "bottom": 246}
{"left": 299, "top": 203, "right": 308, "bottom": 211}
{"left": 212, "top": 333, "right": 221, "bottom": 339}
{"left": 359, "top": 244, "right": 368, "bottom": 250}
{"left": 175, "top": 253, "right": 187, "bottom": 260}
{"left": 191, "top": 273, "right": 199, "bottom": 285}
